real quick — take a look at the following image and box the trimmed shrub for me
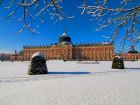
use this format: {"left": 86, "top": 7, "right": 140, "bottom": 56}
{"left": 112, "top": 56, "right": 124, "bottom": 69}
{"left": 28, "top": 52, "right": 48, "bottom": 75}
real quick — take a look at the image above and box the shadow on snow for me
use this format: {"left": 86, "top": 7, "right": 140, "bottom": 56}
{"left": 48, "top": 71, "right": 91, "bottom": 75}
{"left": 125, "top": 68, "right": 140, "bottom": 70}
{"left": 0, "top": 68, "right": 140, "bottom": 83}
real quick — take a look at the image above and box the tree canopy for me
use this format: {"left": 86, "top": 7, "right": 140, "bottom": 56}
{"left": 0, "top": 0, "right": 140, "bottom": 51}
{"left": 80, "top": 0, "right": 140, "bottom": 51}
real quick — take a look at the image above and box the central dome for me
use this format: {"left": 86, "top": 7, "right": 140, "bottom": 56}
{"left": 128, "top": 49, "right": 138, "bottom": 53}
{"left": 59, "top": 31, "right": 71, "bottom": 44}
{"left": 128, "top": 46, "right": 138, "bottom": 53}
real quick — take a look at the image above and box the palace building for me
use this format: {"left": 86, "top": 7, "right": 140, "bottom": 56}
{"left": 10, "top": 31, "right": 140, "bottom": 61}
{"left": 22, "top": 31, "right": 114, "bottom": 61}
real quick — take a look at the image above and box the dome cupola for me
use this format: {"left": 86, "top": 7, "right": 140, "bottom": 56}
{"left": 59, "top": 28, "right": 71, "bottom": 44}
{"left": 128, "top": 46, "right": 138, "bottom": 53}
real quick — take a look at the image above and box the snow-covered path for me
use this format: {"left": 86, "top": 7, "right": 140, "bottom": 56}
{"left": 0, "top": 61, "right": 140, "bottom": 105}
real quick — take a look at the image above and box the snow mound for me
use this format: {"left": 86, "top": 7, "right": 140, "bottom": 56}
{"left": 31, "top": 52, "right": 45, "bottom": 59}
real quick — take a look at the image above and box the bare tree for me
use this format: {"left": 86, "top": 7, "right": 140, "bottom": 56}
{"left": 0, "top": 0, "right": 73, "bottom": 34}
{"left": 0, "top": 0, "right": 140, "bottom": 51}
{"left": 79, "top": 0, "right": 140, "bottom": 51}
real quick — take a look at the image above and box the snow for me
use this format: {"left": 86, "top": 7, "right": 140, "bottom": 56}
{"left": 31, "top": 52, "right": 45, "bottom": 59}
{"left": 0, "top": 60, "right": 140, "bottom": 105}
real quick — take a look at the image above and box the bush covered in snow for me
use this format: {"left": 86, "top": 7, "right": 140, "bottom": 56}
{"left": 112, "top": 56, "right": 124, "bottom": 69}
{"left": 28, "top": 52, "right": 48, "bottom": 75}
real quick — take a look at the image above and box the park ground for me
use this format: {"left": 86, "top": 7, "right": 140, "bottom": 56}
{"left": 0, "top": 60, "right": 140, "bottom": 105}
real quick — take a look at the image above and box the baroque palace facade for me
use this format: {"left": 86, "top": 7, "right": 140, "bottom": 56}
{"left": 23, "top": 31, "right": 114, "bottom": 61}
{"left": 10, "top": 31, "right": 140, "bottom": 61}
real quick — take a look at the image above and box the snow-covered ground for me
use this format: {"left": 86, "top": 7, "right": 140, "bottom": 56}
{"left": 0, "top": 60, "right": 140, "bottom": 105}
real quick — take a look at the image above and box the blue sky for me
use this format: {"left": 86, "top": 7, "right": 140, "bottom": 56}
{"left": 0, "top": 0, "right": 139, "bottom": 53}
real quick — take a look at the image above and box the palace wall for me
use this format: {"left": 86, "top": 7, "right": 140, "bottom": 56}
{"left": 9, "top": 31, "right": 140, "bottom": 61}
{"left": 22, "top": 44, "right": 114, "bottom": 61}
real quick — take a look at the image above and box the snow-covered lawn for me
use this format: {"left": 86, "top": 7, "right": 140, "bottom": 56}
{"left": 0, "top": 60, "right": 140, "bottom": 105}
